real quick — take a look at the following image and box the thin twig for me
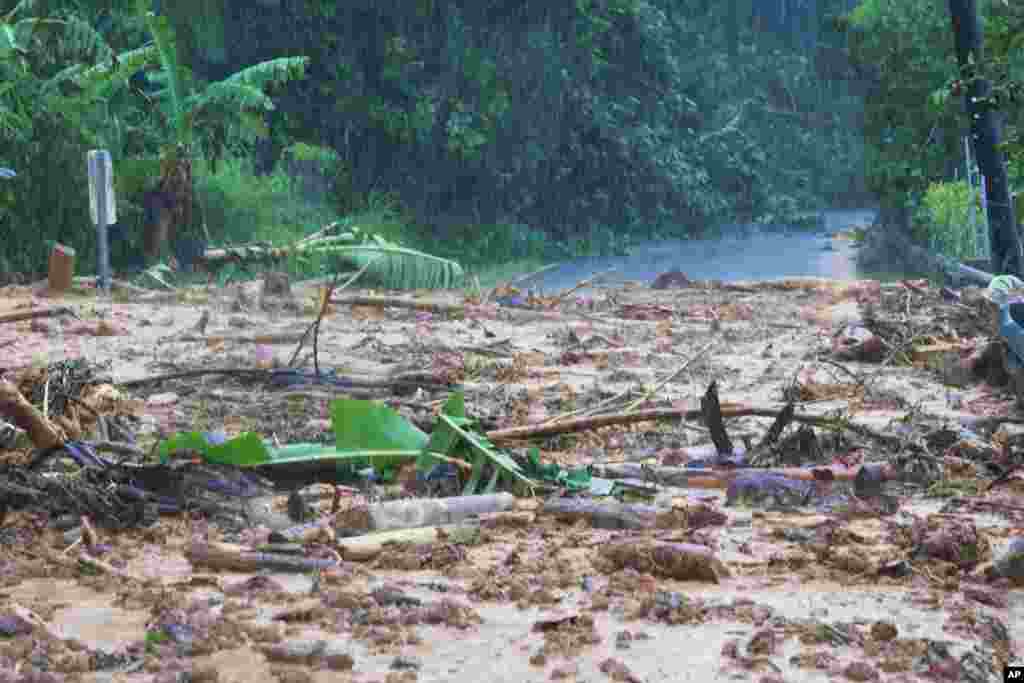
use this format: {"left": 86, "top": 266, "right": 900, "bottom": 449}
{"left": 817, "top": 357, "right": 866, "bottom": 386}
{"left": 623, "top": 340, "right": 715, "bottom": 412}
{"left": 289, "top": 256, "right": 380, "bottom": 369}
{"left": 542, "top": 340, "right": 714, "bottom": 425}
{"left": 43, "top": 374, "right": 50, "bottom": 422}
{"left": 312, "top": 282, "right": 336, "bottom": 378}
{"left": 556, "top": 267, "right": 617, "bottom": 301}
{"left": 486, "top": 402, "right": 914, "bottom": 451}
{"left": 510, "top": 262, "right": 561, "bottom": 287}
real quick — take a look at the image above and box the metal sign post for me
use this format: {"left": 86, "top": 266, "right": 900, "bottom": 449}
{"left": 87, "top": 150, "right": 116, "bottom": 293}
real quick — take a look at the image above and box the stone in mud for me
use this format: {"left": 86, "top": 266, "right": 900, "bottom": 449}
{"left": 725, "top": 472, "right": 812, "bottom": 508}
{"left": 0, "top": 612, "right": 33, "bottom": 637}
{"left": 854, "top": 462, "right": 887, "bottom": 498}
{"left": 598, "top": 539, "right": 730, "bottom": 582}
{"left": 651, "top": 270, "right": 691, "bottom": 290}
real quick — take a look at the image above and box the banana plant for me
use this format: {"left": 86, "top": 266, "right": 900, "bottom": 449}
{"left": 140, "top": 8, "right": 308, "bottom": 262}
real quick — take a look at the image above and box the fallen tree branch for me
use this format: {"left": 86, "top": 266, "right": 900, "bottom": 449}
{"left": 0, "top": 307, "right": 78, "bottom": 325}
{"left": 555, "top": 266, "right": 617, "bottom": 301}
{"left": 332, "top": 294, "right": 465, "bottom": 314}
{"left": 590, "top": 462, "right": 892, "bottom": 489}
{"left": 175, "top": 332, "right": 307, "bottom": 345}
{"left": 337, "top": 523, "right": 480, "bottom": 562}
{"left": 485, "top": 403, "right": 909, "bottom": 450}
{"left": 116, "top": 367, "right": 451, "bottom": 391}
{"left": 186, "top": 541, "right": 337, "bottom": 573}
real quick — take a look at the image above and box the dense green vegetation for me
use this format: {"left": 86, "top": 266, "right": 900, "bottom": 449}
{"left": 0, "top": 0, "right": 893, "bottom": 281}
{"left": 848, "top": 0, "right": 1024, "bottom": 262}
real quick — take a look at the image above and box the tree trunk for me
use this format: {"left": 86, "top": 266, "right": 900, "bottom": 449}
{"left": 948, "top": 0, "right": 1023, "bottom": 276}
{"left": 149, "top": 144, "right": 192, "bottom": 264}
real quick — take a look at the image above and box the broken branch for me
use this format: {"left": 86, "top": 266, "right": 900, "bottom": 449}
{"left": 0, "top": 379, "right": 63, "bottom": 450}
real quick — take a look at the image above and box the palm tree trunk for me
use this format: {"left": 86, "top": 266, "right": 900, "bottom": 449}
{"left": 154, "top": 143, "right": 192, "bottom": 263}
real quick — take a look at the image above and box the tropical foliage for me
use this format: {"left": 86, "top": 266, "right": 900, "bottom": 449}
{"left": 847, "top": 0, "right": 1024, "bottom": 257}
{"left": 2, "top": 0, "right": 875, "bottom": 279}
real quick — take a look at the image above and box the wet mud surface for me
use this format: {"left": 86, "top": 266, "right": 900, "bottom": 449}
{"left": 0, "top": 233, "right": 1022, "bottom": 682}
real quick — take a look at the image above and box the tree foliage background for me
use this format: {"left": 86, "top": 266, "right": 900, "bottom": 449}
{"left": 1, "top": 0, "right": 880, "bottom": 275}
{"left": 847, "top": 0, "right": 1024, "bottom": 240}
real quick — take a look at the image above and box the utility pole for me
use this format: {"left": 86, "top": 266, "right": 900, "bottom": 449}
{"left": 948, "top": 0, "right": 1022, "bottom": 276}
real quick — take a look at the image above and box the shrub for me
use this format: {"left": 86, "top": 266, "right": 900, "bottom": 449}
{"left": 912, "top": 180, "right": 986, "bottom": 261}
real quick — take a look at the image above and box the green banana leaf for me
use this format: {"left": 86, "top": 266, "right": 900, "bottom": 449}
{"left": 154, "top": 393, "right": 536, "bottom": 492}
{"left": 415, "top": 392, "right": 466, "bottom": 471}
{"left": 309, "top": 224, "right": 463, "bottom": 289}
{"left": 157, "top": 431, "right": 269, "bottom": 465}
{"left": 330, "top": 398, "right": 429, "bottom": 450}
{"left": 523, "top": 447, "right": 591, "bottom": 492}
{"left": 319, "top": 244, "right": 464, "bottom": 290}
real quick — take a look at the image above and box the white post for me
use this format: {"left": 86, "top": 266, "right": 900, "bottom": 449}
{"left": 87, "top": 150, "right": 116, "bottom": 293}
{"left": 965, "top": 136, "right": 976, "bottom": 254}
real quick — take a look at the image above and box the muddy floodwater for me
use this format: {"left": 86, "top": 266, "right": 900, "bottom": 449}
{"left": 0, "top": 206, "right": 1021, "bottom": 683}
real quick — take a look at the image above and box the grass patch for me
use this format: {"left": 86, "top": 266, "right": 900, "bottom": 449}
{"left": 195, "top": 155, "right": 337, "bottom": 248}
{"left": 190, "top": 156, "right": 421, "bottom": 283}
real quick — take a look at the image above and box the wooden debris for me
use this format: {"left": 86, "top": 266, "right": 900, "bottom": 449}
{"left": 0, "top": 306, "right": 77, "bottom": 325}
{"left": 591, "top": 462, "right": 891, "bottom": 490}
{"left": 336, "top": 523, "right": 481, "bottom": 561}
{"left": 47, "top": 243, "right": 75, "bottom": 293}
{"left": 186, "top": 542, "right": 337, "bottom": 573}
{"left": 486, "top": 402, "right": 910, "bottom": 451}
{"left": 0, "top": 379, "right": 63, "bottom": 450}
{"left": 174, "top": 332, "right": 306, "bottom": 345}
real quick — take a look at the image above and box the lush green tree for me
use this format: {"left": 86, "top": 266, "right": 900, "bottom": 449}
{"left": 1, "top": 0, "right": 875, "bottom": 272}
{"left": 847, "top": 0, "right": 1024, "bottom": 248}
{"left": 195, "top": 0, "right": 866, "bottom": 246}
{"left": 139, "top": 8, "right": 307, "bottom": 260}
{"left": 0, "top": 0, "right": 159, "bottom": 273}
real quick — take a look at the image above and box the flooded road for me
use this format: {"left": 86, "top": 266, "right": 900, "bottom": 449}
{"left": 523, "top": 209, "right": 877, "bottom": 292}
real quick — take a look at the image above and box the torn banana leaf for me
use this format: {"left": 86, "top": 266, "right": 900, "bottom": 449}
{"left": 156, "top": 392, "right": 535, "bottom": 492}
{"left": 157, "top": 431, "right": 269, "bottom": 465}
{"left": 523, "top": 447, "right": 591, "bottom": 492}
{"left": 433, "top": 413, "right": 537, "bottom": 494}
{"left": 415, "top": 392, "right": 537, "bottom": 494}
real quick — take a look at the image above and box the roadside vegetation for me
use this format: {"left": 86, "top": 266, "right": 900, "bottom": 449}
{"left": 1, "top": 0, "right": 867, "bottom": 288}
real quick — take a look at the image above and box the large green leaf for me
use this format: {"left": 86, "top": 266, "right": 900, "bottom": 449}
{"left": 215, "top": 56, "right": 309, "bottom": 92}
{"left": 155, "top": 394, "right": 534, "bottom": 493}
{"left": 331, "top": 398, "right": 429, "bottom": 470}
{"left": 300, "top": 224, "right": 464, "bottom": 289}
{"left": 145, "top": 11, "right": 186, "bottom": 143}
{"left": 157, "top": 431, "right": 269, "bottom": 466}
{"left": 434, "top": 412, "right": 536, "bottom": 492}
{"left": 69, "top": 45, "right": 159, "bottom": 93}
{"left": 320, "top": 244, "right": 465, "bottom": 289}
{"left": 416, "top": 392, "right": 466, "bottom": 471}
